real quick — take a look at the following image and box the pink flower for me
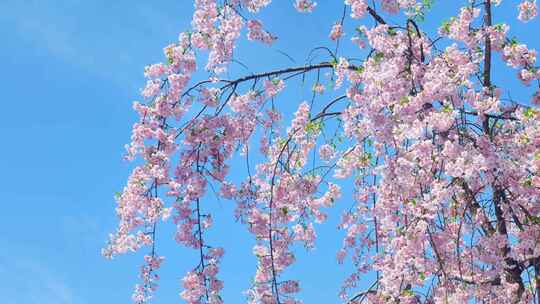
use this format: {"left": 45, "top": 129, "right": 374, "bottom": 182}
{"left": 329, "top": 23, "right": 344, "bottom": 40}
{"left": 439, "top": 7, "right": 481, "bottom": 47}
{"left": 247, "top": 20, "right": 276, "bottom": 44}
{"left": 294, "top": 0, "right": 317, "bottom": 13}
{"left": 229, "top": 91, "right": 258, "bottom": 112}
{"left": 336, "top": 249, "right": 347, "bottom": 264}
{"left": 351, "top": 36, "right": 366, "bottom": 48}
{"left": 518, "top": 68, "right": 536, "bottom": 85}
{"left": 334, "top": 57, "right": 349, "bottom": 89}
{"left": 518, "top": 0, "right": 537, "bottom": 22}
{"left": 141, "top": 80, "right": 162, "bottom": 98}
{"left": 502, "top": 43, "right": 537, "bottom": 68}
{"left": 278, "top": 280, "right": 300, "bottom": 294}
{"left": 345, "top": 0, "right": 368, "bottom": 19}
{"left": 312, "top": 83, "right": 325, "bottom": 93}
{"left": 108, "top": 1, "right": 540, "bottom": 303}
{"left": 318, "top": 144, "right": 336, "bottom": 161}
{"left": 144, "top": 63, "right": 167, "bottom": 78}
{"left": 242, "top": 0, "right": 272, "bottom": 13}
{"left": 219, "top": 181, "right": 237, "bottom": 199}
{"left": 264, "top": 79, "right": 285, "bottom": 98}
{"left": 200, "top": 87, "right": 221, "bottom": 107}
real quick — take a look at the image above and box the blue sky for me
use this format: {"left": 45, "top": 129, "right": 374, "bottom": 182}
{"left": 0, "top": 1, "right": 538, "bottom": 304}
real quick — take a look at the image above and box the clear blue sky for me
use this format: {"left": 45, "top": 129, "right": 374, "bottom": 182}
{"left": 0, "top": 1, "right": 537, "bottom": 303}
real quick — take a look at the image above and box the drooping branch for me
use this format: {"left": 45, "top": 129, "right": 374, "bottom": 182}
{"left": 366, "top": 6, "right": 387, "bottom": 25}
{"left": 107, "top": 1, "right": 540, "bottom": 303}
{"left": 483, "top": 0, "right": 492, "bottom": 89}
{"left": 221, "top": 62, "right": 359, "bottom": 90}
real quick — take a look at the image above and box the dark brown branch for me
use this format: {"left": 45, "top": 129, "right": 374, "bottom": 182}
{"left": 462, "top": 110, "right": 518, "bottom": 121}
{"left": 458, "top": 178, "right": 496, "bottom": 235}
{"left": 221, "top": 63, "right": 337, "bottom": 89}
{"left": 493, "top": 187, "right": 525, "bottom": 301}
{"left": 195, "top": 151, "right": 211, "bottom": 301}
{"left": 347, "top": 280, "right": 378, "bottom": 304}
{"left": 367, "top": 6, "right": 387, "bottom": 25}
{"left": 482, "top": 0, "right": 493, "bottom": 136}
{"left": 483, "top": 0, "right": 492, "bottom": 88}
{"left": 407, "top": 19, "right": 425, "bottom": 62}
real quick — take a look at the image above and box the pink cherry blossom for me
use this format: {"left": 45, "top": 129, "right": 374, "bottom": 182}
{"left": 294, "top": 0, "right": 316, "bottom": 13}
{"left": 345, "top": 0, "right": 368, "bottom": 19}
{"left": 247, "top": 20, "right": 276, "bottom": 44}
{"left": 105, "top": 1, "right": 540, "bottom": 303}
{"left": 263, "top": 79, "right": 285, "bottom": 98}
{"left": 329, "top": 23, "right": 344, "bottom": 41}
{"left": 318, "top": 144, "right": 335, "bottom": 161}
{"left": 518, "top": 0, "right": 538, "bottom": 22}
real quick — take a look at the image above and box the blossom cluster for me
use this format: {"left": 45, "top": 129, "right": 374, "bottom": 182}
{"left": 518, "top": 0, "right": 538, "bottom": 22}
{"left": 247, "top": 20, "right": 276, "bottom": 45}
{"left": 105, "top": 1, "right": 540, "bottom": 303}
{"left": 294, "top": 0, "right": 316, "bottom": 13}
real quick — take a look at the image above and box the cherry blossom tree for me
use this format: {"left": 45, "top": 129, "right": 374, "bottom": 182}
{"left": 103, "top": 0, "right": 540, "bottom": 303}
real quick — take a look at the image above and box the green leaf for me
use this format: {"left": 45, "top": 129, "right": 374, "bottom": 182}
{"left": 442, "top": 104, "right": 453, "bottom": 114}
{"left": 402, "top": 289, "right": 414, "bottom": 297}
{"left": 400, "top": 96, "right": 410, "bottom": 105}
{"left": 494, "top": 23, "right": 505, "bottom": 32}
{"left": 524, "top": 108, "right": 537, "bottom": 119}
{"left": 359, "top": 152, "right": 372, "bottom": 165}
{"left": 373, "top": 52, "right": 384, "bottom": 63}
{"left": 520, "top": 134, "right": 530, "bottom": 144}
{"left": 509, "top": 37, "right": 519, "bottom": 46}
{"left": 531, "top": 216, "right": 540, "bottom": 225}
{"left": 305, "top": 121, "right": 323, "bottom": 133}
{"left": 441, "top": 21, "right": 451, "bottom": 34}
{"left": 422, "top": 0, "right": 434, "bottom": 9}
{"left": 522, "top": 177, "right": 533, "bottom": 187}
{"left": 474, "top": 46, "right": 483, "bottom": 54}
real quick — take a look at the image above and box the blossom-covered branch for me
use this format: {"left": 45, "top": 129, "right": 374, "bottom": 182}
{"left": 105, "top": 0, "right": 540, "bottom": 303}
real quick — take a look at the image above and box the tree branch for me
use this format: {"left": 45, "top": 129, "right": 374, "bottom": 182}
{"left": 367, "top": 6, "right": 387, "bottom": 25}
